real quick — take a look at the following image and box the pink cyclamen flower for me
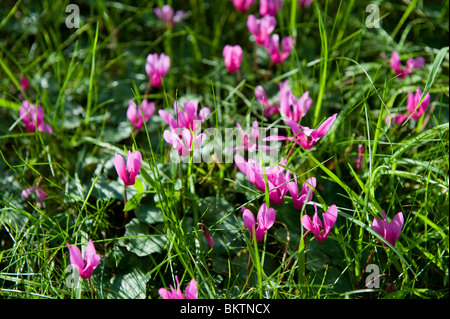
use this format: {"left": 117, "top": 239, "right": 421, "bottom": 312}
{"left": 163, "top": 128, "right": 206, "bottom": 157}
{"left": 230, "top": 0, "right": 256, "bottom": 12}
{"left": 298, "top": 0, "right": 313, "bottom": 7}
{"left": 279, "top": 89, "right": 312, "bottom": 123}
{"left": 406, "top": 87, "right": 430, "bottom": 120}
{"left": 66, "top": 239, "right": 101, "bottom": 279}
{"left": 21, "top": 184, "right": 47, "bottom": 208}
{"left": 255, "top": 85, "right": 281, "bottom": 117}
{"left": 264, "top": 34, "right": 294, "bottom": 65}
{"left": 154, "top": 5, "right": 185, "bottom": 28}
{"left": 114, "top": 150, "right": 142, "bottom": 186}
{"left": 390, "top": 51, "right": 425, "bottom": 79}
{"left": 372, "top": 210, "right": 404, "bottom": 247}
{"left": 231, "top": 120, "right": 272, "bottom": 153}
{"left": 234, "top": 155, "right": 290, "bottom": 205}
{"left": 223, "top": 45, "right": 243, "bottom": 74}
{"left": 159, "top": 100, "right": 210, "bottom": 133}
{"left": 302, "top": 203, "right": 338, "bottom": 241}
{"left": 242, "top": 203, "right": 276, "bottom": 242}
{"left": 158, "top": 275, "right": 197, "bottom": 299}
{"left": 127, "top": 99, "right": 155, "bottom": 131}
{"left": 385, "top": 87, "right": 430, "bottom": 125}
{"left": 287, "top": 176, "right": 316, "bottom": 210}
{"left": 255, "top": 80, "right": 289, "bottom": 117}
{"left": 264, "top": 113, "right": 337, "bottom": 150}
{"left": 20, "top": 101, "right": 53, "bottom": 134}
{"left": 145, "top": 53, "right": 170, "bottom": 87}
{"left": 247, "top": 14, "right": 277, "bottom": 45}
{"left": 259, "top": 0, "right": 283, "bottom": 16}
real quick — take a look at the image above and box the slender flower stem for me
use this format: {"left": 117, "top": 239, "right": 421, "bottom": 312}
{"left": 123, "top": 185, "right": 129, "bottom": 222}
{"left": 278, "top": 230, "right": 309, "bottom": 284}
{"left": 357, "top": 239, "right": 379, "bottom": 289}
{"left": 88, "top": 278, "right": 95, "bottom": 299}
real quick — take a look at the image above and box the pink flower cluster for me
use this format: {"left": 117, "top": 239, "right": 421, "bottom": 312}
{"left": 160, "top": 100, "right": 210, "bottom": 157}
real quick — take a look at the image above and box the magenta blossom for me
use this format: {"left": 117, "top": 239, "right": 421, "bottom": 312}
{"left": 247, "top": 14, "right": 277, "bottom": 45}
{"left": 390, "top": 51, "right": 425, "bottom": 79}
{"left": 20, "top": 75, "right": 29, "bottom": 92}
{"left": 254, "top": 80, "right": 289, "bottom": 117}
{"left": 158, "top": 275, "right": 197, "bottom": 299}
{"left": 230, "top": 0, "right": 256, "bottom": 12}
{"left": 385, "top": 87, "right": 430, "bottom": 125}
{"left": 287, "top": 176, "right": 316, "bottom": 210}
{"left": 406, "top": 87, "right": 430, "bottom": 120}
{"left": 264, "top": 113, "right": 337, "bottom": 150}
{"left": 114, "top": 150, "right": 142, "bottom": 186}
{"left": 372, "top": 210, "right": 404, "bottom": 247}
{"left": 154, "top": 5, "right": 185, "bottom": 28}
{"left": 279, "top": 89, "right": 312, "bottom": 123}
{"left": 20, "top": 101, "right": 53, "bottom": 134}
{"left": 234, "top": 155, "right": 290, "bottom": 205}
{"left": 223, "top": 45, "right": 243, "bottom": 74}
{"left": 67, "top": 239, "right": 101, "bottom": 279}
{"left": 302, "top": 203, "right": 338, "bottom": 241}
{"left": 163, "top": 128, "right": 206, "bottom": 157}
{"left": 159, "top": 100, "right": 210, "bottom": 132}
{"left": 298, "top": 0, "right": 313, "bottom": 7}
{"left": 230, "top": 120, "right": 272, "bottom": 153}
{"left": 259, "top": 0, "right": 283, "bottom": 16}
{"left": 127, "top": 99, "right": 155, "bottom": 131}
{"left": 264, "top": 34, "right": 294, "bottom": 65}
{"left": 242, "top": 203, "right": 276, "bottom": 242}
{"left": 21, "top": 183, "right": 47, "bottom": 208}
{"left": 145, "top": 53, "right": 170, "bottom": 87}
